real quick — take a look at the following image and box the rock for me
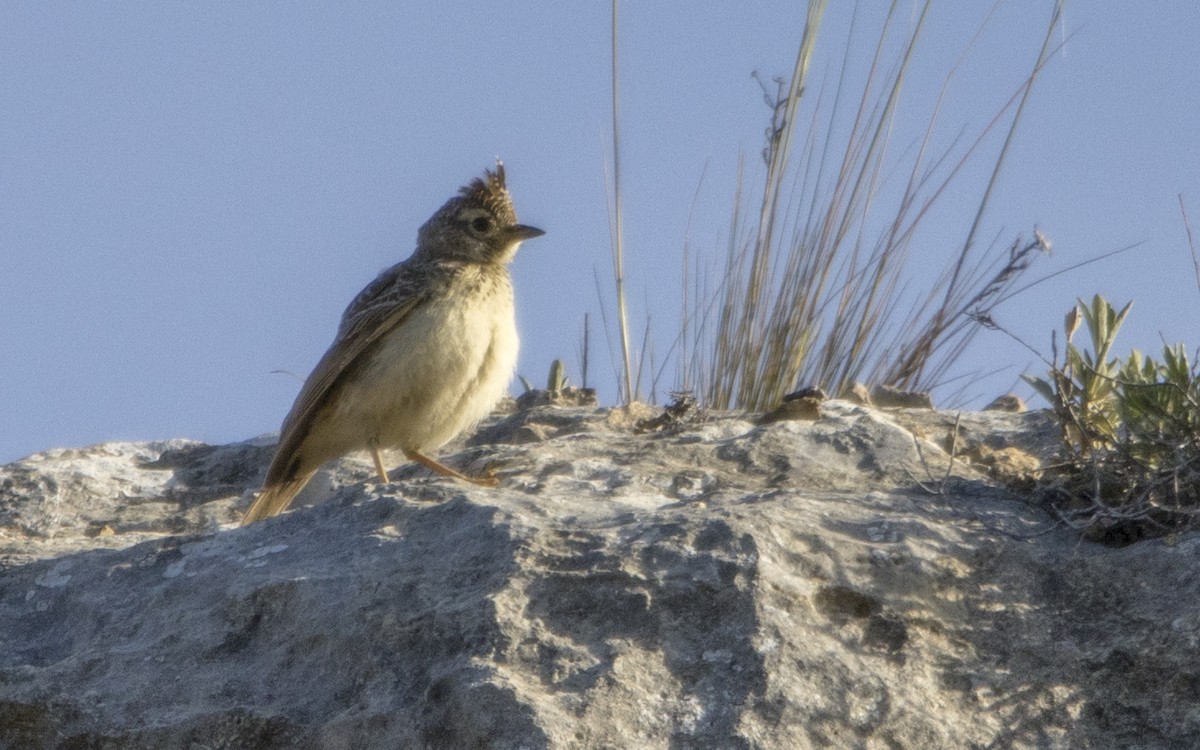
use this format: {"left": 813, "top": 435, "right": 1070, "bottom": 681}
{"left": 869, "top": 384, "right": 934, "bottom": 409}
{"left": 781, "top": 386, "right": 827, "bottom": 402}
{"left": 1, "top": 402, "right": 1198, "bottom": 749}
{"left": 759, "top": 397, "right": 821, "bottom": 423}
{"left": 761, "top": 387, "right": 826, "bottom": 424}
{"left": 514, "top": 386, "right": 599, "bottom": 411}
{"left": 985, "top": 393, "right": 1027, "bottom": 412}
{"left": 841, "top": 382, "right": 873, "bottom": 406}
{"left": 634, "top": 392, "right": 707, "bottom": 434}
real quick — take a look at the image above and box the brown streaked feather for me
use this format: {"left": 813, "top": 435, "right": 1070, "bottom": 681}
{"left": 249, "top": 262, "right": 440, "bottom": 521}
{"left": 456, "top": 164, "right": 515, "bottom": 227}
{"left": 240, "top": 471, "right": 317, "bottom": 525}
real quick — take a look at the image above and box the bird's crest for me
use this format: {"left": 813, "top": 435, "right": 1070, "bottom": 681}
{"left": 458, "top": 160, "right": 516, "bottom": 225}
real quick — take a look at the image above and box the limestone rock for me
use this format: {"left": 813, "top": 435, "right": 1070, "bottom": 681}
{"left": 1, "top": 402, "right": 1197, "bottom": 748}
{"left": 869, "top": 385, "right": 934, "bottom": 410}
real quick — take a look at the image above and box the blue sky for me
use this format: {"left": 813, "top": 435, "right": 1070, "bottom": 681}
{"left": 2, "top": 2, "right": 1197, "bottom": 463}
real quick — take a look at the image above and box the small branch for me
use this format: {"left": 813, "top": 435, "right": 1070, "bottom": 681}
{"left": 610, "top": 0, "right": 634, "bottom": 403}
{"left": 1179, "top": 194, "right": 1200, "bottom": 296}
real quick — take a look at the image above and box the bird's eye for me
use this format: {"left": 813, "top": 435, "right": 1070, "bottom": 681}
{"left": 471, "top": 216, "right": 493, "bottom": 234}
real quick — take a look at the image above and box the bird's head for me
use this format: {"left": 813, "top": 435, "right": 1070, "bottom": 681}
{"left": 417, "top": 161, "right": 544, "bottom": 265}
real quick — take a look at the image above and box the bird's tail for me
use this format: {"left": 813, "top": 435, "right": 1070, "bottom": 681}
{"left": 240, "top": 472, "right": 316, "bottom": 526}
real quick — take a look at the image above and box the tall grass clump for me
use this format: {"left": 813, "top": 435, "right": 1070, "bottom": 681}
{"left": 682, "top": 0, "right": 1065, "bottom": 410}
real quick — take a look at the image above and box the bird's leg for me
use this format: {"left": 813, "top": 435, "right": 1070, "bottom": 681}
{"left": 402, "top": 448, "right": 499, "bottom": 487}
{"left": 371, "top": 447, "right": 390, "bottom": 484}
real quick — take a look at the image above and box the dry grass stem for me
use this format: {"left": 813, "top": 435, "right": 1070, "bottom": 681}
{"left": 684, "top": 1, "right": 1066, "bottom": 411}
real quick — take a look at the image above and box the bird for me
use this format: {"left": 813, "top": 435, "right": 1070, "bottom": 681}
{"left": 241, "top": 162, "right": 543, "bottom": 525}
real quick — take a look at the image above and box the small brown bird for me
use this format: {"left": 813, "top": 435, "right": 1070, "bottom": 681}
{"left": 241, "top": 163, "right": 543, "bottom": 524}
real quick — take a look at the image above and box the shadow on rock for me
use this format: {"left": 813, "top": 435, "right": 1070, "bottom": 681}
{"left": 524, "top": 517, "right": 765, "bottom": 749}
{"left": 0, "top": 494, "right": 548, "bottom": 750}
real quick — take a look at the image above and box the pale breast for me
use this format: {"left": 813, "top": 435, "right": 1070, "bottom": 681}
{"left": 322, "top": 266, "right": 518, "bottom": 454}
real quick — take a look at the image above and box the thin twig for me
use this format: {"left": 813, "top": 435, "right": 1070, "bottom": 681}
{"left": 1179, "top": 194, "right": 1200, "bottom": 296}
{"left": 943, "top": 412, "right": 962, "bottom": 488}
{"left": 610, "top": 0, "right": 634, "bottom": 403}
{"left": 581, "top": 312, "right": 590, "bottom": 390}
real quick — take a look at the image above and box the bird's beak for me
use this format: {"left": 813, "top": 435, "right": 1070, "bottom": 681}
{"left": 507, "top": 224, "right": 545, "bottom": 242}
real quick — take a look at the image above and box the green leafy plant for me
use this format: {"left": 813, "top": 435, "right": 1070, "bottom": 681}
{"left": 518, "top": 358, "right": 572, "bottom": 394}
{"left": 1024, "top": 294, "right": 1200, "bottom": 544}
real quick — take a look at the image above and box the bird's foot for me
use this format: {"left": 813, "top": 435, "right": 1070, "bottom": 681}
{"left": 403, "top": 448, "right": 500, "bottom": 488}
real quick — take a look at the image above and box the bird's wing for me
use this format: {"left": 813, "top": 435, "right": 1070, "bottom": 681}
{"left": 264, "top": 260, "right": 444, "bottom": 484}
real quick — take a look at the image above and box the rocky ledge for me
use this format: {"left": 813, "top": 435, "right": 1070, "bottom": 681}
{"left": 1, "top": 399, "right": 1197, "bottom": 749}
